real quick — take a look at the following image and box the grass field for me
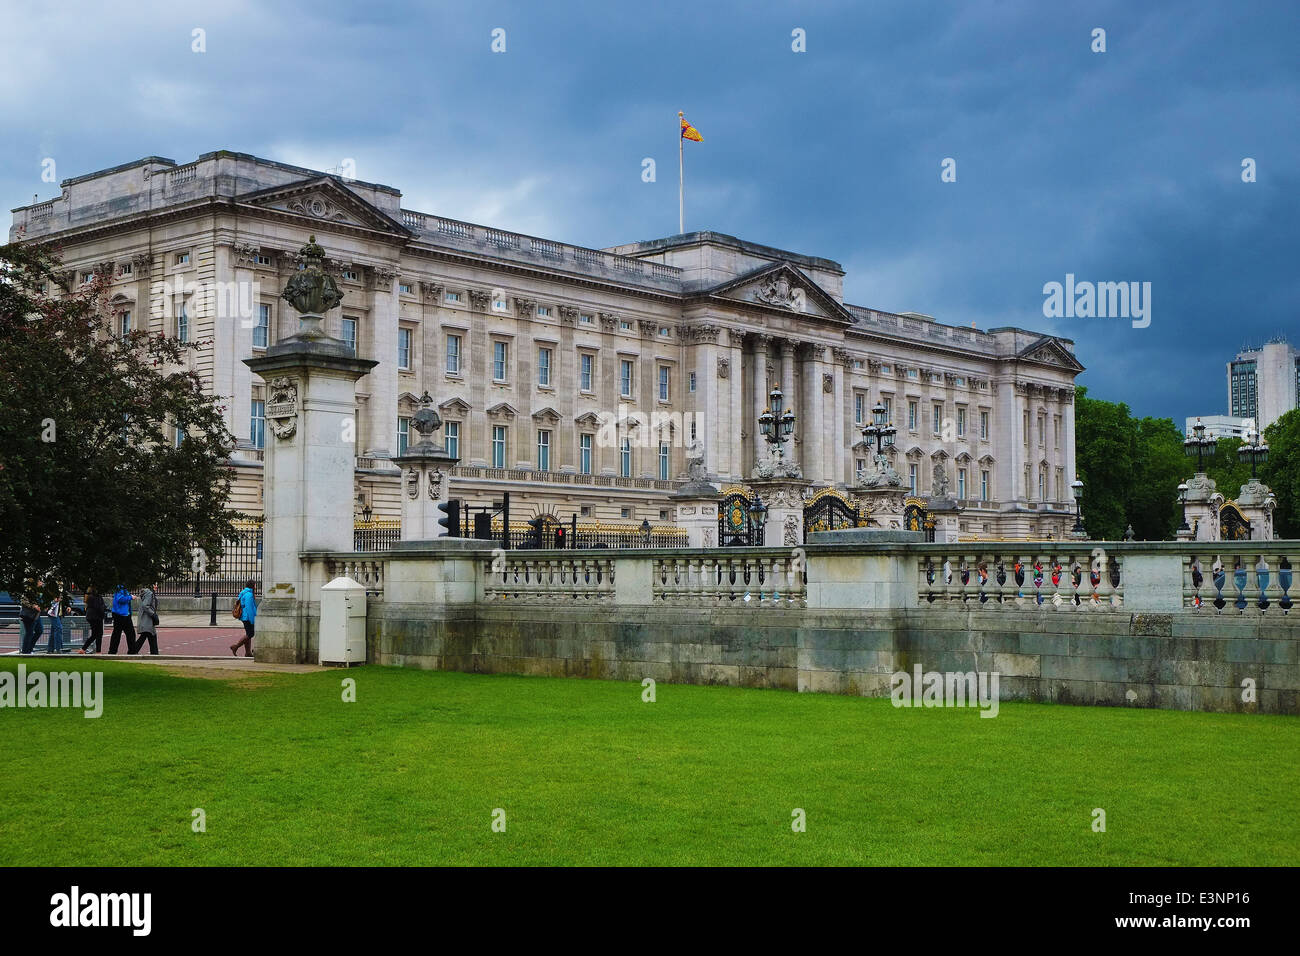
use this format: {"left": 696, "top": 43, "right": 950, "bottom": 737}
{"left": 1, "top": 659, "right": 1296, "bottom": 866}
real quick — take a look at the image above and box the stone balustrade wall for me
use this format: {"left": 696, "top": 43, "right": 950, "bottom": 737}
{"left": 270, "top": 540, "right": 1300, "bottom": 714}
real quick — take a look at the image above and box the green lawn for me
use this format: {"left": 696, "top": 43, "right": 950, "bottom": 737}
{"left": 1, "top": 659, "right": 1296, "bottom": 866}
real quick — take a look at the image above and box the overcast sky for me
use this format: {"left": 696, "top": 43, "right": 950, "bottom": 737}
{"left": 2, "top": 0, "right": 1296, "bottom": 421}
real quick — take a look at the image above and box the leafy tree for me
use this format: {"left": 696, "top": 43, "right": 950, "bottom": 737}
{"left": 0, "top": 241, "right": 239, "bottom": 602}
{"left": 1263, "top": 410, "right": 1300, "bottom": 538}
{"left": 1074, "top": 386, "right": 1133, "bottom": 540}
{"left": 1127, "top": 415, "right": 1185, "bottom": 541}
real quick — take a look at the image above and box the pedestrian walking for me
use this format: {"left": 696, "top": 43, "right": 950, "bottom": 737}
{"left": 230, "top": 579, "right": 257, "bottom": 657}
{"left": 131, "top": 582, "right": 160, "bottom": 655}
{"left": 81, "top": 585, "right": 106, "bottom": 654}
{"left": 18, "top": 591, "right": 42, "bottom": 654}
{"left": 46, "top": 589, "right": 69, "bottom": 654}
{"left": 107, "top": 584, "right": 136, "bottom": 654}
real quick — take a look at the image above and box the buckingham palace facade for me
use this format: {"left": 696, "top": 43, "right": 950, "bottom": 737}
{"left": 10, "top": 150, "right": 1084, "bottom": 538}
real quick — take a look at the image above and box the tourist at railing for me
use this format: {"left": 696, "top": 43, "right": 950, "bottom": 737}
{"left": 230, "top": 579, "right": 257, "bottom": 657}
{"left": 80, "top": 585, "right": 106, "bottom": 654}
{"left": 131, "top": 582, "right": 160, "bottom": 655}
{"left": 45, "top": 589, "right": 71, "bottom": 654}
{"left": 107, "top": 584, "right": 136, "bottom": 654}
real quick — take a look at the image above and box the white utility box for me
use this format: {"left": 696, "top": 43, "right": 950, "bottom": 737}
{"left": 319, "top": 576, "right": 367, "bottom": 666}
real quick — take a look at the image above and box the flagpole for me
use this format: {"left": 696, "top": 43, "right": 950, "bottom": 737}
{"left": 678, "top": 110, "right": 685, "bottom": 234}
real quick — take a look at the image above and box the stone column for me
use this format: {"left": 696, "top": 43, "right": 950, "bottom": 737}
{"left": 725, "top": 328, "right": 745, "bottom": 481}
{"left": 831, "top": 349, "right": 851, "bottom": 487}
{"left": 802, "top": 344, "right": 826, "bottom": 483}
{"left": 362, "top": 265, "right": 399, "bottom": 458}
{"left": 558, "top": 307, "right": 578, "bottom": 471}
{"left": 779, "top": 339, "right": 798, "bottom": 472}
{"left": 751, "top": 333, "right": 772, "bottom": 472}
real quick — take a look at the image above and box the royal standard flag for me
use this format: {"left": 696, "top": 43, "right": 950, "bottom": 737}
{"left": 680, "top": 116, "right": 703, "bottom": 142}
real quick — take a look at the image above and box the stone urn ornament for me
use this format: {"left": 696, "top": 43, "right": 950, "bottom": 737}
{"left": 280, "top": 235, "right": 345, "bottom": 340}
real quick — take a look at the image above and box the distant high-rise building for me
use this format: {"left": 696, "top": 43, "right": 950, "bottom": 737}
{"left": 1226, "top": 340, "right": 1299, "bottom": 432}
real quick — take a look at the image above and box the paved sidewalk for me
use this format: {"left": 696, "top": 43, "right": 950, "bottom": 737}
{"left": 2, "top": 621, "right": 252, "bottom": 657}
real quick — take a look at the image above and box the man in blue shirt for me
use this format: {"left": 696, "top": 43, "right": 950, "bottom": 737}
{"left": 107, "top": 585, "right": 136, "bottom": 654}
{"left": 230, "top": 579, "right": 257, "bottom": 657}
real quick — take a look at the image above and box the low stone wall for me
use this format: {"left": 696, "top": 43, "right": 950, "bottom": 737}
{"left": 362, "top": 603, "right": 1298, "bottom": 714}
{"left": 254, "top": 541, "right": 1300, "bottom": 715}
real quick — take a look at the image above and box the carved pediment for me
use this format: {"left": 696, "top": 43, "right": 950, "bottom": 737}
{"left": 438, "top": 397, "right": 471, "bottom": 416}
{"left": 574, "top": 412, "right": 603, "bottom": 428}
{"left": 702, "top": 261, "right": 853, "bottom": 324}
{"left": 978, "top": 454, "right": 996, "bottom": 465}
{"left": 531, "top": 406, "right": 561, "bottom": 424}
{"left": 486, "top": 402, "right": 518, "bottom": 420}
{"left": 1017, "top": 336, "right": 1086, "bottom": 373}
{"left": 238, "top": 177, "right": 411, "bottom": 237}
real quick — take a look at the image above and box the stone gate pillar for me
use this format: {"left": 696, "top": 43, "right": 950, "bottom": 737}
{"left": 670, "top": 449, "right": 722, "bottom": 548}
{"left": 392, "top": 391, "right": 461, "bottom": 542}
{"left": 245, "top": 236, "right": 378, "bottom": 663}
{"left": 750, "top": 477, "right": 812, "bottom": 547}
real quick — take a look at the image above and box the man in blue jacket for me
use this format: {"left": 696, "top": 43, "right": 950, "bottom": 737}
{"left": 230, "top": 579, "right": 257, "bottom": 657}
{"left": 107, "top": 585, "right": 136, "bottom": 655}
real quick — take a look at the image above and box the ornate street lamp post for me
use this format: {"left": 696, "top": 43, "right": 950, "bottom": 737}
{"left": 1177, "top": 482, "right": 1190, "bottom": 532}
{"left": 757, "top": 384, "right": 797, "bottom": 476}
{"left": 747, "top": 493, "right": 768, "bottom": 544}
{"left": 1238, "top": 430, "right": 1268, "bottom": 478}
{"left": 857, "top": 400, "right": 900, "bottom": 488}
{"left": 1070, "top": 478, "right": 1085, "bottom": 534}
{"left": 1183, "top": 417, "right": 1217, "bottom": 473}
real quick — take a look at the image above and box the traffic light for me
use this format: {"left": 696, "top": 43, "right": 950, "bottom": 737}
{"left": 554, "top": 526, "right": 565, "bottom": 548}
{"left": 437, "top": 498, "right": 460, "bottom": 537}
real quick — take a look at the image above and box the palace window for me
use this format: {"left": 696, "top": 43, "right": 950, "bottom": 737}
{"left": 491, "top": 426, "right": 507, "bottom": 468}
{"left": 493, "top": 341, "right": 508, "bottom": 381}
{"left": 118, "top": 311, "right": 131, "bottom": 338}
{"left": 933, "top": 403, "right": 943, "bottom": 435}
{"left": 658, "top": 366, "right": 670, "bottom": 402}
{"left": 444, "top": 421, "right": 459, "bottom": 460}
{"left": 538, "top": 347, "right": 552, "bottom": 387}
{"left": 341, "top": 317, "right": 358, "bottom": 353}
{"left": 958, "top": 468, "right": 967, "bottom": 499}
{"left": 620, "top": 360, "right": 633, "bottom": 398}
{"left": 397, "top": 328, "right": 412, "bottom": 370}
{"left": 619, "top": 320, "right": 633, "bottom": 331}
{"left": 342, "top": 270, "right": 358, "bottom": 281}
{"left": 251, "top": 400, "right": 266, "bottom": 450}
{"left": 445, "top": 333, "right": 461, "bottom": 374}
{"left": 956, "top": 407, "right": 966, "bottom": 437}
{"left": 909, "top": 464, "right": 918, "bottom": 495}
{"left": 854, "top": 393, "right": 866, "bottom": 425}
{"left": 689, "top": 371, "right": 696, "bottom": 393}
{"left": 580, "top": 353, "right": 593, "bottom": 391}
{"left": 579, "top": 313, "right": 592, "bottom": 324}
{"left": 177, "top": 304, "right": 189, "bottom": 344}
{"left": 254, "top": 303, "right": 270, "bottom": 350}
{"left": 255, "top": 254, "right": 272, "bottom": 266}
{"left": 980, "top": 410, "right": 989, "bottom": 441}
{"left": 397, "top": 417, "right": 411, "bottom": 456}
{"left": 398, "top": 282, "right": 413, "bottom": 295}
{"left": 908, "top": 401, "right": 918, "bottom": 431}
{"left": 445, "top": 291, "right": 461, "bottom": 303}
{"left": 659, "top": 443, "right": 670, "bottom": 480}
{"left": 579, "top": 434, "right": 593, "bottom": 475}
{"left": 537, "top": 306, "right": 551, "bottom": 317}
{"left": 175, "top": 252, "right": 190, "bottom": 265}
{"left": 493, "top": 299, "right": 507, "bottom": 312}
{"left": 620, "top": 437, "right": 631, "bottom": 477}
{"left": 980, "top": 469, "right": 989, "bottom": 501}
{"left": 537, "top": 430, "right": 551, "bottom": 471}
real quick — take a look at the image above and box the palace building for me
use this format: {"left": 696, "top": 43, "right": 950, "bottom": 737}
{"left": 10, "top": 150, "right": 1084, "bottom": 538}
